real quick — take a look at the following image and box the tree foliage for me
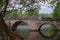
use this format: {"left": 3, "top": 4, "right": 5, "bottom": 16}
{"left": 39, "top": 13, "right": 53, "bottom": 17}
{"left": 25, "top": 8, "right": 39, "bottom": 16}
{"left": 53, "top": 1, "right": 60, "bottom": 18}
{"left": 0, "top": 0, "right": 59, "bottom": 16}
{"left": 7, "top": 11, "right": 18, "bottom": 17}
{"left": 7, "top": 0, "right": 59, "bottom": 12}
{"left": 7, "top": 8, "right": 39, "bottom": 17}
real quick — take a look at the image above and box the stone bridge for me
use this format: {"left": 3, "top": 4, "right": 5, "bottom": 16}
{"left": 4, "top": 17, "right": 60, "bottom": 40}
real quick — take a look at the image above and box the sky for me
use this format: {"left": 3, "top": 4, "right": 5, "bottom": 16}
{"left": 39, "top": 6, "right": 53, "bottom": 13}
{"left": 38, "top": 0, "right": 54, "bottom": 14}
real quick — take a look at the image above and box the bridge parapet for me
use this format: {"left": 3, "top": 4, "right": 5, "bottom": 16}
{"left": 4, "top": 17, "right": 60, "bottom": 21}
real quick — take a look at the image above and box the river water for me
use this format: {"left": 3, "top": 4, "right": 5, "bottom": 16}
{"left": 16, "top": 23, "right": 57, "bottom": 40}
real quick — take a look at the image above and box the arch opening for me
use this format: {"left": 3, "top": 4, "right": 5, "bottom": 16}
{"left": 12, "top": 21, "right": 30, "bottom": 39}
{"left": 38, "top": 22, "right": 57, "bottom": 38}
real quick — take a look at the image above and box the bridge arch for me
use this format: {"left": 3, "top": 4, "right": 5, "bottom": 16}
{"left": 11, "top": 21, "right": 30, "bottom": 39}
{"left": 38, "top": 22, "right": 57, "bottom": 38}
{"left": 12, "top": 21, "right": 30, "bottom": 31}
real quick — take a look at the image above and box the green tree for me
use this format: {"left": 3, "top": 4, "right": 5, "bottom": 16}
{"left": 0, "top": 0, "right": 21, "bottom": 40}
{"left": 39, "top": 13, "right": 53, "bottom": 17}
{"left": 53, "top": 2, "right": 60, "bottom": 18}
{"left": 25, "top": 8, "right": 39, "bottom": 17}
{"left": 7, "top": 11, "right": 18, "bottom": 17}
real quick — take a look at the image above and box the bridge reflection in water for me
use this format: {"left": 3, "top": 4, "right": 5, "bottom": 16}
{"left": 16, "top": 21, "right": 30, "bottom": 39}
{"left": 4, "top": 17, "right": 60, "bottom": 40}
{"left": 11, "top": 21, "right": 58, "bottom": 40}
